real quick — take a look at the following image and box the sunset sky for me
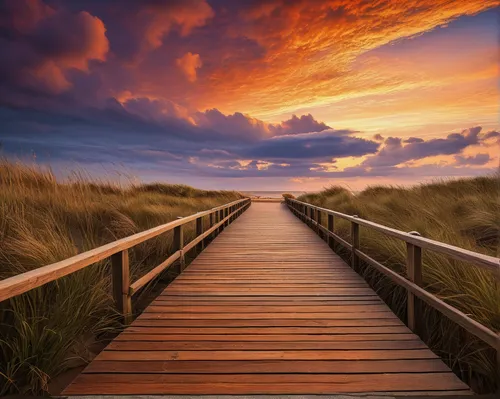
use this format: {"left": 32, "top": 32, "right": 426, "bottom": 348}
{"left": 1, "top": 0, "right": 499, "bottom": 190}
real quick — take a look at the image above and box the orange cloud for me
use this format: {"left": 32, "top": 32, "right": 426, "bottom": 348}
{"left": 0, "top": 1, "right": 109, "bottom": 93}
{"left": 176, "top": 52, "right": 203, "bottom": 82}
{"left": 197, "top": 0, "right": 498, "bottom": 117}
{"left": 142, "top": 1, "right": 214, "bottom": 50}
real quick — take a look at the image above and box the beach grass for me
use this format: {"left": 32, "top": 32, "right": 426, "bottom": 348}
{"left": 0, "top": 159, "right": 243, "bottom": 395}
{"left": 297, "top": 175, "right": 499, "bottom": 392}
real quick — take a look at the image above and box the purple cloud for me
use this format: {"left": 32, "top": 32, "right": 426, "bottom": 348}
{"left": 454, "top": 153, "right": 491, "bottom": 166}
{"left": 269, "top": 114, "right": 331, "bottom": 135}
{"left": 362, "top": 127, "right": 488, "bottom": 168}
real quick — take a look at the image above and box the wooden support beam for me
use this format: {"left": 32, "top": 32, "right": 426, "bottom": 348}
{"left": 173, "top": 225, "right": 185, "bottom": 273}
{"left": 111, "top": 249, "right": 132, "bottom": 324}
{"left": 196, "top": 216, "right": 204, "bottom": 252}
{"left": 219, "top": 210, "right": 224, "bottom": 233}
{"left": 317, "top": 210, "right": 323, "bottom": 239}
{"left": 208, "top": 212, "right": 214, "bottom": 242}
{"left": 327, "top": 214, "right": 334, "bottom": 249}
{"left": 351, "top": 217, "right": 359, "bottom": 270}
{"left": 406, "top": 234, "right": 422, "bottom": 333}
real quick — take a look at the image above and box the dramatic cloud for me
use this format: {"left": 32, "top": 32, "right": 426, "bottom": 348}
{"left": 192, "top": 110, "right": 331, "bottom": 141}
{"left": 103, "top": 0, "right": 214, "bottom": 61}
{"left": 0, "top": 0, "right": 108, "bottom": 94}
{"left": 454, "top": 153, "right": 491, "bottom": 166}
{"left": 246, "top": 130, "right": 379, "bottom": 161}
{"left": 362, "top": 127, "right": 491, "bottom": 168}
{"left": 190, "top": 0, "right": 498, "bottom": 115}
{"left": 176, "top": 52, "right": 203, "bottom": 82}
{"left": 269, "top": 114, "right": 331, "bottom": 136}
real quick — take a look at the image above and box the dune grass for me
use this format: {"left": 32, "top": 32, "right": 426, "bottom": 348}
{"left": 0, "top": 160, "right": 243, "bottom": 395}
{"left": 297, "top": 175, "right": 499, "bottom": 392}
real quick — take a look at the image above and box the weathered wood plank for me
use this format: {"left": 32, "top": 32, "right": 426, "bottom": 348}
{"left": 95, "top": 349, "right": 439, "bottom": 361}
{"left": 117, "top": 331, "right": 416, "bottom": 339}
{"left": 64, "top": 373, "right": 467, "bottom": 395}
{"left": 83, "top": 358, "right": 450, "bottom": 374}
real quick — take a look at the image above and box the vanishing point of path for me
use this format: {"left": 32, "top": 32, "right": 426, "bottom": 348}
{"left": 64, "top": 202, "right": 470, "bottom": 396}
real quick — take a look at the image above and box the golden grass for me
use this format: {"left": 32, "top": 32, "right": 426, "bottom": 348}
{"left": 298, "top": 175, "right": 499, "bottom": 393}
{"left": 0, "top": 159, "right": 243, "bottom": 395}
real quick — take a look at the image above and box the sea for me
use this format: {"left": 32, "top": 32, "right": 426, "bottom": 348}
{"left": 242, "top": 191, "right": 308, "bottom": 199}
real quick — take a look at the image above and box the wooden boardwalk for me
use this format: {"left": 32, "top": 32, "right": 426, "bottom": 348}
{"left": 64, "top": 202, "right": 470, "bottom": 396}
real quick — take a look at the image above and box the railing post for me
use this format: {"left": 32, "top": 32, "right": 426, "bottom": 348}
{"left": 224, "top": 207, "right": 229, "bottom": 227}
{"left": 173, "top": 224, "right": 185, "bottom": 273}
{"left": 327, "top": 214, "right": 334, "bottom": 249}
{"left": 111, "top": 249, "right": 132, "bottom": 324}
{"left": 351, "top": 216, "right": 359, "bottom": 270}
{"left": 407, "top": 231, "right": 422, "bottom": 332}
{"left": 209, "top": 212, "right": 214, "bottom": 240}
{"left": 219, "top": 209, "right": 224, "bottom": 232}
{"left": 317, "top": 210, "right": 323, "bottom": 238}
{"left": 196, "top": 216, "right": 204, "bottom": 252}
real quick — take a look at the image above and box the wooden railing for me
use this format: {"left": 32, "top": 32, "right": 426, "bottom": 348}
{"left": 0, "top": 198, "right": 251, "bottom": 323}
{"left": 285, "top": 198, "right": 500, "bottom": 369}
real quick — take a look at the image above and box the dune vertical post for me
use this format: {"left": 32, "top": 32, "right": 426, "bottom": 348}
{"left": 224, "top": 207, "right": 229, "bottom": 227}
{"left": 111, "top": 249, "right": 132, "bottom": 324}
{"left": 208, "top": 212, "right": 214, "bottom": 241}
{"left": 406, "top": 237, "right": 422, "bottom": 332}
{"left": 196, "top": 216, "right": 204, "bottom": 251}
{"left": 215, "top": 210, "right": 220, "bottom": 235}
{"left": 317, "top": 210, "right": 323, "bottom": 238}
{"left": 219, "top": 209, "right": 224, "bottom": 233}
{"left": 328, "top": 214, "right": 334, "bottom": 249}
{"left": 173, "top": 225, "right": 185, "bottom": 273}
{"left": 351, "top": 216, "right": 359, "bottom": 270}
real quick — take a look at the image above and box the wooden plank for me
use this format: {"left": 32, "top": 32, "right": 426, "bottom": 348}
{"left": 95, "top": 349, "right": 439, "bottom": 361}
{"left": 164, "top": 288, "right": 375, "bottom": 294}
{"left": 116, "top": 332, "right": 420, "bottom": 341}
{"left": 151, "top": 300, "right": 384, "bottom": 306}
{"left": 156, "top": 295, "right": 381, "bottom": 301}
{"left": 130, "top": 319, "right": 404, "bottom": 327}
{"left": 136, "top": 311, "right": 397, "bottom": 319}
{"left": 83, "top": 358, "right": 451, "bottom": 374}
{"left": 144, "top": 305, "right": 390, "bottom": 313}
{"left": 106, "top": 340, "right": 428, "bottom": 351}
{"left": 64, "top": 373, "right": 467, "bottom": 395}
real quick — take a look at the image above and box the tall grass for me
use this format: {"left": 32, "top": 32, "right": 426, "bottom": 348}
{"left": 0, "top": 159, "right": 243, "bottom": 395}
{"left": 298, "top": 175, "right": 499, "bottom": 392}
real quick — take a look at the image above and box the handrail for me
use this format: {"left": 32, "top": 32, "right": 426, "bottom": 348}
{"left": 0, "top": 198, "right": 251, "bottom": 322}
{"left": 286, "top": 198, "right": 500, "bottom": 274}
{"left": 285, "top": 198, "right": 499, "bottom": 362}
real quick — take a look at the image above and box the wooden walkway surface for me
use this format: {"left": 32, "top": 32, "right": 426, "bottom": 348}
{"left": 64, "top": 202, "right": 470, "bottom": 396}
